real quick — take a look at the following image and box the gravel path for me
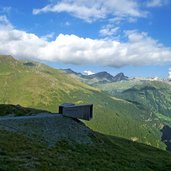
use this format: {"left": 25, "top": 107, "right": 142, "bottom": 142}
{"left": 0, "top": 113, "right": 62, "bottom": 121}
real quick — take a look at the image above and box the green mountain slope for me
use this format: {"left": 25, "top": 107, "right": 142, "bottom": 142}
{"left": 0, "top": 55, "right": 167, "bottom": 149}
{"left": 0, "top": 114, "right": 171, "bottom": 171}
{"left": 95, "top": 79, "right": 171, "bottom": 125}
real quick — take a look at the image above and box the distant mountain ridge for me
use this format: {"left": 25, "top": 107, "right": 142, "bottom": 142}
{"left": 62, "top": 68, "right": 129, "bottom": 84}
{"left": 114, "top": 72, "right": 129, "bottom": 81}
{"left": 86, "top": 71, "right": 128, "bottom": 82}
{"left": 62, "top": 68, "right": 81, "bottom": 75}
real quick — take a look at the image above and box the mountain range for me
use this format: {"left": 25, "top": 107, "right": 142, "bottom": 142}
{"left": 63, "top": 67, "right": 171, "bottom": 123}
{"left": 0, "top": 55, "right": 171, "bottom": 151}
{"left": 63, "top": 68, "right": 129, "bottom": 85}
{"left": 63, "top": 65, "right": 171, "bottom": 151}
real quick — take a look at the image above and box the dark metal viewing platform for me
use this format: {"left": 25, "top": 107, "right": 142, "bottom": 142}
{"left": 59, "top": 103, "right": 93, "bottom": 121}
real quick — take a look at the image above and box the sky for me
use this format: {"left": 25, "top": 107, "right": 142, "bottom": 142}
{"left": 0, "top": 0, "right": 171, "bottom": 78}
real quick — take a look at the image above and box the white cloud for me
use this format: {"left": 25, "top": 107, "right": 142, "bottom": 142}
{"left": 0, "top": 16, "right": 171, "bottom": 67}
{"left": 33, "top": 0, "right": 146, "bottom": 22}
{"left": 33, "top": 2, "right": 106, "bottom": 22}
{"left": 99, "top": 25, "right": 120, "bottom": 37}
{"left": 146, "top": 0, "right": 169, "bottom": 7}
{"left": 0, "top": 16, "right": 47, "bottom": 58}
{"left": 83, "top": 70, "right": 95, "bottom": 75}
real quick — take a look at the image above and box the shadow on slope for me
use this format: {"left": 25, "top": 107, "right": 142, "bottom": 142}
{"left": 0, "top": 104, "right": 50, "bottom": 116}
{"left": 161, "top": 125, "right": 171, "bottom": 151}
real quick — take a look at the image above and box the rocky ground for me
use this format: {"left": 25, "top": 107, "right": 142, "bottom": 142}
{"left": 0, "top": 113, "right": 93, "bottom": 146}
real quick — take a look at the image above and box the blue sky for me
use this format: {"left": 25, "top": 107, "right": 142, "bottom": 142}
{"left": 0, "top": 0, "right": 171, "bottom": 78}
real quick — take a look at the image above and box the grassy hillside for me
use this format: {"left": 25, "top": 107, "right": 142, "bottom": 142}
{"left": 1, "top": 131, "right": 171, "bottom": 171}
{"left": 0, "top": 116, "right": 171, "bottom": 171}
{"left": 0, "top": 55, "right": 167, "bottom": 149}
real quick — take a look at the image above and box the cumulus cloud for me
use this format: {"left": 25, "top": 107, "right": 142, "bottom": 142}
{"left": 0, "top": 16, "right": 171, "bottom": 67}
{"left": 0, "top": 16, "right": 47, "bottom": 58}
{"left": 83, "top": 70, "right": 95, "bottom": 75}
{"left": 33, "top": 0, "right": 145, "bottom": 22}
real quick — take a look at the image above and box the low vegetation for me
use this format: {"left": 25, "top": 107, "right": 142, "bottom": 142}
{"left": 0, "top": 129, "right": 171, "bottom": 171}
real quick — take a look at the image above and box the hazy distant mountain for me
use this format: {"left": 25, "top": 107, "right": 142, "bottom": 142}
{"left": 63, "top": 69, "right": 129, "bottom": 85}
{"left": 62, "top": 68, "right": 81, "bottom": 75}
{"left": 94, "top": 79, "right": 171, "bottom": 123}
{"left": 113, "top": 72, "right": 129, "bottom": 81}
{"left": 87, "top": 71, "right": 114, "bottom": 80}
